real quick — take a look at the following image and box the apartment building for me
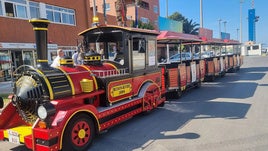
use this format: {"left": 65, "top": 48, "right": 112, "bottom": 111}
{"left": 0, "top": 0, "right": 93, "bottom": 81}
{"left": 0, "top": 0, "right": 159, "bottom": 81}
{"left": 93, "top": 0, "right": 159, "bottom": 29}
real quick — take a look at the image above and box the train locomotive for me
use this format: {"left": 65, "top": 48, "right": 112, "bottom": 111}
{"left": 0, "top": 19, "right": 165, "bottom": 150}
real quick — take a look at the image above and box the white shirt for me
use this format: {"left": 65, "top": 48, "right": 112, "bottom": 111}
{"left": 72, "top": 52, "right": 79, "bottom": 65}
{"left": 51, "top": 56, "right": 61, "bottom": 68}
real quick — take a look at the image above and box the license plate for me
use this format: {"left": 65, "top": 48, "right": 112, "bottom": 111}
{"left": 8, "top": 130, "right": 20, "bottom": 144}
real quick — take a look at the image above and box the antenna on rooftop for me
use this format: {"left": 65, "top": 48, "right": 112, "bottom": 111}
{"left": 251, "top": 0, "right": 254, "bottom": 9}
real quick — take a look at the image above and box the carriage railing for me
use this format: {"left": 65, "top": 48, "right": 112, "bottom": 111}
{"left": 91, "top": 68, "right": 128, "bottom": 78}
{"left": 13, "top": 65, "right": 128, "bottom": 79}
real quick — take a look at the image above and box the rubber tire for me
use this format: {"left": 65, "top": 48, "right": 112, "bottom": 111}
{"left": 177, "top": 89, "right": 182, "bottom": 98}
{"left": 195, "top": 81, "right": 201, "bottom": 88}
{"left": 62, "top": 114, "right": 95, "bottom": 151}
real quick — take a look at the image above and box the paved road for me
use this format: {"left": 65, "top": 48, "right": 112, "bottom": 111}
{"left": 0, "top": 81, "right": 12, "bottom": 94}
{"left": 1, "top": 56, "right": 268, "bottom": 151}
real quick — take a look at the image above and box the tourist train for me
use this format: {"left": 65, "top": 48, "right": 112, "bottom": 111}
{"left": 0, "top": 18, "right": 242, "bottom": 151}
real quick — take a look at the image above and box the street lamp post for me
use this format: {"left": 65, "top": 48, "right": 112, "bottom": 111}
{"left": 237, "top": 28, "right": 240, "bottom": 40}
{"left": 218, "top": 19, "right": 222, "bottom": 39}
{"left": 200, "top": 0, "right": 204, "bottom": 53}
{"left": 103, "top": 0, "right": 107, "bottom": 24}
{"left": 200, "top": 0, "right": 203, "bottom": 28}
{"left": 166, "top": 0, "right": 168, "bottom": 17}
{"left": 240, "top": 0, "right": 244, "bottom": 43}
{"left": 223, "top": 21, "right": 227, "bottom": 33}
{"left": 92, "top": 0, "right": 99, "bottom": 26}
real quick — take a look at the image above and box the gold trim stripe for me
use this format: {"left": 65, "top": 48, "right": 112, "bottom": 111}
{"left": 33, "top": 27, "right": 48, "bottom": 31}
{"left": 35, "top": 69, "right": 54, "bottom": 100}
{"left": 29, "top": 19, "right": 50, "bottom": 23}
{"left": 103, "top": 62, "right": 119, "bottom": 73}
{"left": 56, "top": 68, "right": 75, "bottom": 95}
{"left": 80, "top": 65, "right": 98, "bottom": 90}
{"left": 37, "top": 59, "right": 48, "bottom": 63}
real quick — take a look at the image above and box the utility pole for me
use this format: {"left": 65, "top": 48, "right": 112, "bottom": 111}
{"left": 166, "top": 0, "right": 168, "bottom": 17}
{"left": 200, "top": 0, "right": 203, "bottom": 28}
{"left": 240, "top": 0, "right": 244, "bottom": 43}
{"left": 223, "top": 21, "right": 227, "bottom": 33}
{"left": 92, "top": 0, "right": 99, "bottom": 26}
{"left": 103, "top": 0, "right": 107, "bottom": 24}
{"left": 237, "top": 28, "right": 240, "bottom": 40}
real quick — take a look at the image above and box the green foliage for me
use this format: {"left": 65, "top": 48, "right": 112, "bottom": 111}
{"left": 131, "top": 20, "right": 155, "bottom": 30}
{"left": 168, "top": 12, "right": 186, "bottom": 22}
{"left": 168, "top": 12, "right": 199, "bottom": 35}
{"left": 0, "top": 93, "right": 8, "bottom": 99}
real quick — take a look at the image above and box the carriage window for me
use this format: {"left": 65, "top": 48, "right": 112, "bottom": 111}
{"left": 133, "top": 38, "right": 146, "bottom": 70}
{"left": 148, "top": 40, "right": 156, "bottom": 66}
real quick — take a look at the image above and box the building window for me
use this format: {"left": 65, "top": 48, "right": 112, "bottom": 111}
{"left": 4, "top": 0, "right": 27, "bottom": 18}
{"left": 154, "top": 20, "right": 158, "bottom": 26}
{"left": 153, "top": 5, "right": 158, "bottom": 14}
{"left": 0, "top": 2, "right": 3, "bottom": 16}
{"left": 252, "top": 45, "right": 259, "bottom": 50}
{"left": 126, "top": 15, "right": 132, "bottom": 20}
{"left": 46, "top": 4, "right": 75, "bottom": 25}
{"left": 140, "top": 17, "right": 149, "bottom": 24}
{"left": 105, "top": 3, "right": 110, "bottom": 11}
{"left": 140, "top": 1, "right": 149, "bottom": 10}
{"left": 29, "top": 1, "right": 40, "bottom": 18}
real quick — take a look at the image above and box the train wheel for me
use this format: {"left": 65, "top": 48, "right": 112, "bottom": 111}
{"left": 62, "top": 114, "right": 95, "bottom": 151}
{"left": 210, "top": 76, "right": 215, "bottom": 82}
{"left": 195, "top": 81, "right": 201, "bottom": 88}
{"left": 177, "top": 89, "right": 182, "bottom": 98}
{"left": 143, "top": 83, "right": 160, "bottom": 112}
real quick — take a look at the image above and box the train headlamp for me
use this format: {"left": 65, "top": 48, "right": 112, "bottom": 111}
{"left": 37, "top": 103, "right": 56, "bottom": 120}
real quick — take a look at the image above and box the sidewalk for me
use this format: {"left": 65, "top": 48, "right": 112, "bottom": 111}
{"left": 0, "top": 81, "right": 13, "bottom": 94}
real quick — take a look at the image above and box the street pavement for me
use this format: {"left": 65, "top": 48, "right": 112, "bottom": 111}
{"left": 0, "top": 81, "right": 12, "bottom": 94}
{"left": 0, "top": 55, "right": 268, "bottom": 151}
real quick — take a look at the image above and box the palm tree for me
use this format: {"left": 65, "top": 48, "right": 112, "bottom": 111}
{"left": 183, "top": 19, "right": 199, "bottom": 35}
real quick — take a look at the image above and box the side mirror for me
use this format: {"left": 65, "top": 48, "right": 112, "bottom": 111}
{"left": 0, "top": 97, "right": 3, "bottom": 109}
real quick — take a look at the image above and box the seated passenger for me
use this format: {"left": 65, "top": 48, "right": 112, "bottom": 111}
{"left": 114, "top": 48, "right": 124, "bottom": 63}
{"left": 51, "top": 49, "right": 64, "bottom": 68}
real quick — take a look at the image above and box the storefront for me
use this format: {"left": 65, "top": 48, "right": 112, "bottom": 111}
{"left": 0, "top": 42, "right": 57, "bottom": 81}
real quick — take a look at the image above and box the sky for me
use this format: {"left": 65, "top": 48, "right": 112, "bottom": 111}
{"left": 159, "top": 0, "right": 267, "bottom": 45}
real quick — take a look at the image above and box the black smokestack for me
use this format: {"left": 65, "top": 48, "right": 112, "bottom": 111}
{"left": 29, "top": 18, "right": 50, "bottom": 68}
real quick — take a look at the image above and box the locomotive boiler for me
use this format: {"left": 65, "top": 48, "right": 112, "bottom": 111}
{"left": 0, "top": 19, "right": 165, "bottom": 151}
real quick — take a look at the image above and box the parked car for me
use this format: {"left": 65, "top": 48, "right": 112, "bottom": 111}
{"left": 201, "top": 51, "right": 214, "bottom": 58}
{"left": 161, "top": 52, "right": 192, "bottom": 63}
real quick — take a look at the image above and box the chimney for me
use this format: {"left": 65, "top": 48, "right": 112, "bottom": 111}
{"left": 29, "top": 18, "right": 50, "bottom": 68}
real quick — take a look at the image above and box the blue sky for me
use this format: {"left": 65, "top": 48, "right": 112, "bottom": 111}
{"left": 159, "top": 0, "right": 267, "bottom": 45}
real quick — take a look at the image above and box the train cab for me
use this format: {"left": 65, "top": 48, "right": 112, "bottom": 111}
{"left": 78, "top": 25, "right": 164, "bottom": 106}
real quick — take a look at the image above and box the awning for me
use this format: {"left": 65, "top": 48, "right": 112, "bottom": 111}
{"left": 157, "top": 31, "right": 202, "bottom": 44}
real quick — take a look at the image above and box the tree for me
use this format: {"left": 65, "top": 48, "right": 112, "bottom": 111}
{"left": 183, "top": 19, "right": 199, "bottom": 35}
{"left": 168, "top": 12, "right": 199, "bottom": 35}
{"left": 168, "top": 12, "right": 185, "bottom": 22}
{"left": 130, "top": 20, "right": 155, "bottom": 30}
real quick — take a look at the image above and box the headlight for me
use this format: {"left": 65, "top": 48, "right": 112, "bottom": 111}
{"left": 37, "top": 103, "right": 56, "bottom": 120}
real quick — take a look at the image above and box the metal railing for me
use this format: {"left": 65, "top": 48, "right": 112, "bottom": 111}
{"left": 92, "top": 68, "right": 128, "bottom": 78}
